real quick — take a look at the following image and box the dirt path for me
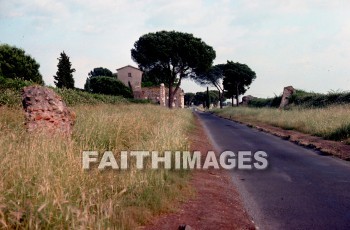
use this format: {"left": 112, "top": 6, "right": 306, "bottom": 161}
{"left": 142, "top": 115, "right": 255, "bottom": 230}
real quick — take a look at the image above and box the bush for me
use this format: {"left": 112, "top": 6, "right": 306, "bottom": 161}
{"left": 248, "top": 89, "right": 350, "bottom": 108}
{"left": 0, "top": 75, "right": 36, "bottom": 90}
{"left": 88, "top": 76, "right": 133, "bottom": 98}
{"left": 290, "top": 90, "right": 350, "bottom": 108}
{"left": 142, "top": 81, "right": 157, "bottom": 87}
{"left": 0, "top": 44, "right": 44, "bottom": 84}
{"left": 0, "top": 76, "right": 37, "bottom": 107}
{"left": 0, "top": 88, "right": 21, "bottom": 107}
{"left": 53, "top": 88, "right": 128, "bottom": 106}
{"left": 128, "top": 98, "right": 153, "bottom": 104}
{"left": 326, "top": 123, "right": 350, "bottom": 141}
{"left": 248, "top": 95, "right": 281, "bottom": 108}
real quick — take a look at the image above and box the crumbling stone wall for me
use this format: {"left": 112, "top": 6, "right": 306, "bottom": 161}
{"left": 133, "top": 83, "right": 184, "bottom": 108}
{"left": 160, "top": 83, "right": 166, "bottom": 106}
{"left": 22, "top": 86, "right": 75, "bottom": 135}
{"left": 241, "top": 95, "right": 255, "bottom": 106}
{"left": 279, "top": 86, "right": 296, "bottom": 109}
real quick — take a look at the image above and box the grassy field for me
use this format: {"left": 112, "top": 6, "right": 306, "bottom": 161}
{"left": 214, "top": 105, "right": 350, "bottom": 143}
{"left": 0, "top": 104, "right": 193, "bottom": 229}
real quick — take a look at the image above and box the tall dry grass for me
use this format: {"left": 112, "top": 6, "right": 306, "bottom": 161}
{"left": 0, "top": 104, "right": 193, "bottom": 229}
{"left": 214, "top": 105, "right": 350, "bottom": 143}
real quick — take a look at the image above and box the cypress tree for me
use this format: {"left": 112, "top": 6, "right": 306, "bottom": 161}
{"left": 54, "top": 51, "right": 75, "bottom": 88}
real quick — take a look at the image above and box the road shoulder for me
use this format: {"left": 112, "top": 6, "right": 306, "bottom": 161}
{"left": 143, "top": 113, "right": 255, "bottom": 230}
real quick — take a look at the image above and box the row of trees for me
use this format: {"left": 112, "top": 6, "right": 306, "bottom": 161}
{"left": 1, "top": 31, "right": 256, "bottom": 104}
{"left": 54, "top": 54, "right": 132, "bottom": 97}
{"left": 195, "top": 61, "right": 256, "bottom": 107}
{"left": 0, "top": 45, "right": 76, "bottom": 88}
{"left": 131, "top": 31, "right": 256, "bottom": 108}
{"left": 84, "top": 67, "right": 132, "bottom": 98}
{"left": 0, "top": 45, "right": 131, "bottom": 98}
{"left": 185, "top": 90, "right": 226, "bottom": 107}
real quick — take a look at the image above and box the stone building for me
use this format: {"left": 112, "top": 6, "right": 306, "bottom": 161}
{"left": 116, "top": 65, "right": 142, "bottom": 92}
{"left": 116, "top": 65, "right": 184, "bottom": 108}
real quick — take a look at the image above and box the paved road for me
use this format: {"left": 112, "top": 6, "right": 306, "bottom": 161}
{"left": 196, "top": 111, "right": 350, "bottom": 230}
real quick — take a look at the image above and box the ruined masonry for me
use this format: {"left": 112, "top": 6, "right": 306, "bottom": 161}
{"left": 279, "top": 86, "right": 296, "bottom": 109}
{"left": 116, "top": 65, "right": 184, "bottom": 108}
{"left": 160, "top": 83, "right": 166, "bottom": 106}
{"left": 22, "top": 86, "right": 76, "bottom": 135}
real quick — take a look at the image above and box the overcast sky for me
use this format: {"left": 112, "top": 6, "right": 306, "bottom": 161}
{"left": 1, "top": 0, "right": 350, "bottom": 97}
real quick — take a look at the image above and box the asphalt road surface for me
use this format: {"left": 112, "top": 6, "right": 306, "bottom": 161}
{"left": 196, "top": 111, "right": 350, "bottom": 230}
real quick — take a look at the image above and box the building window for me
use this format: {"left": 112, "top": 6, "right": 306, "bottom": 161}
{"left": 128, "top": 73, "right": 132, "bottom": 77}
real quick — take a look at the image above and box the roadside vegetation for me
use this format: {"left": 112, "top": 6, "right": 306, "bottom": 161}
{"left": 0, "top": 43, "right": 192, "bottom": 229}
{"left": 248, "top": 89, "right": 350, "bottom": 108}
{"left": 0, "top": 103, "right": 193, "bottom": 229}
{"left": 0, "top": 76, "right": 151, "bottom": 107}
{"left": 214, "top": 105, "right": 350, "bottom": 144}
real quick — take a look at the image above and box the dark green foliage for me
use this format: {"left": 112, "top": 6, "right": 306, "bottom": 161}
{"left": 84, "top": 67, "right": 114, "bottom": 91}
{"left": 54, "top": 51, "right": 75, "bottom": 89}
{"left": 194, "top": 64, "right": 226, "bottom": 108}
{"left": 127, "top": 98, "right": 153, "bottom": 104}
{"left": 206, "top": 87, "right": 210, "bottom": 109}
{"left": 184, "top": 92, "right": 195, "bottom": 106}
{"left": 141, "top": 81, "right": 157, "bottom": 87}
{"left": 248, "top": 89, "right": 350, "bottom": 108}
{"left": 290, "top": 90, "right": 350, "bottom": 107}
{"left": 248, "top": 96, "right": 282, "bottom": 108}
{"left": 0, "top": 80, "right": 128, "bottom": 107}
{"left": 185, "top": 90, "right": 222, "bottom": 107}
{"left": 0, "top": 76, "right": 37, "bottom": 107}
{"left": 194, "top": 92, "right": 206, "bottom": 106}
{"left": 223, "top": 61, "right": 256, "bottom": 106}
{"left": 141, "top": 70, "right": 166, "bottom": 87}
{"left": 88, "top": 67, "right": 113, "bottom": 78}
{"left": 131, "top": 30, "right": 216, "bottom": 107}
{"left": 326, "top": 123, "right": 350, "bottom": 141}
{"left": 54, "top": 88, "right": 127, "bottom": 106}
{"left": 0, "top": 75, "right": 36, "bottom": 90}
{"left": 89, "top": 76, "right": 132, "bottom": 98}
{"left": 0, "top": 44, "right": 43, "bottom": 84}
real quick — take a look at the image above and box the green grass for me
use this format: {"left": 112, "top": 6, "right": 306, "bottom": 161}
{"left": 214, "top": 105, "right": 350, "bottom": 143}
{"left": 0, "top": 104, "right": 194, "bottom": 229}
{"left": 0, "top": 85, "right": 146, "bottom": 108}
{"left": 54, "top": 88, "right": 128, "bottom": 106}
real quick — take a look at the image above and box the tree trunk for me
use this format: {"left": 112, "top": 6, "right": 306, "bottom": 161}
{"left": 206, "top": 87, "right": 210, "bottom": 109}
{"left": 236, "top": 84, "right": 239, "bottom": 107}
{"left": 168, "top": 82, "right": 174, "bottom": 109}
{"left": 231, "top": 96, "right": 234, "bottom": 107}
{"left": 219, "top": 91, "right": 223, "bottom": 109}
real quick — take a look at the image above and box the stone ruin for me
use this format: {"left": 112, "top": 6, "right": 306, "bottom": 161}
{"left": 22, "top": 85, "right": 75, "bottom": 135}
{"left": 160, "top": 83, "right": 166, "bottom": 107}
{"left": 279, "top": 86, "right": 296, "bottom": 109}
{"left": 133, "top": 83, "right": 184, "bottom": 108}
{"left": 241, "top": 95, "right": 256, "bottom": 106}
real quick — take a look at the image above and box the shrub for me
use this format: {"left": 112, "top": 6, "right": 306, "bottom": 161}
{"left": 0, "top": 75, "right": 36, "bottom": 90}
{"left": 53, "top": 88, "right": 128, "bottom": 106}
{"left": 326, "top": 123, "right": 350, "bottom": 141}
{"left": 0, "top": 44, "right": 44, "bottom": 84}
{"left": 88, "top": 76, "right": 133, "bottom": 98}
{"left": 128, "top": 98, "right": 153, "bottom": 104}
{"left": 0, "top": 88, "right": 21, "bottom": 107}
{"left": 249, "top": 89, "right": 350, "bottom": 108}
{"left": 248, "top": 95, "right": 281, "bottom": 108}
{"left": 0, "top": 76, "right": 37, "bottom": 107}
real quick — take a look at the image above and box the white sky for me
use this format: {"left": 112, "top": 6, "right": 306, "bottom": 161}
{"left": 1, "top": 0, "right": 350, "bottom": 97}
